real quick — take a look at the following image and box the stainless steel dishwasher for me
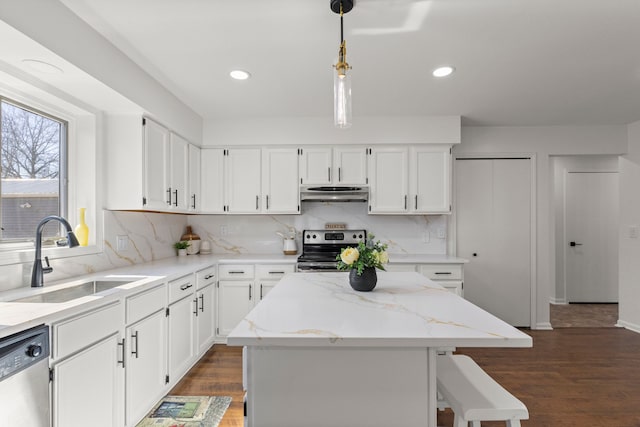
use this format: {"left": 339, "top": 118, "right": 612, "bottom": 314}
{"left": 0, "top": 324, "right": 50, "bottom": 427}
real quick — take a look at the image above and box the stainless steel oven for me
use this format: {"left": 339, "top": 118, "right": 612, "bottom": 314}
{"left": 296, "top": 229, "right": 366, "bottom": 272}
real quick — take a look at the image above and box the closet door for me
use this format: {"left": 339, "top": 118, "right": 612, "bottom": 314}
{"left": 456, "top": 158, "right": 531, "bottom": 327}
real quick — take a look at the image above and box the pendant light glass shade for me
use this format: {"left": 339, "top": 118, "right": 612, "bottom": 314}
{"left": 334, "top": 64, "right": 352, "bottom": 129}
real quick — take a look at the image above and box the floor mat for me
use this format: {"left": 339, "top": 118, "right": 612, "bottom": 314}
{"left": 136, "top": 395, "right": 232, "bottom": 427}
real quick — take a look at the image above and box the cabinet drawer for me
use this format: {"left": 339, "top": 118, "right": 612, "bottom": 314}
{"left": 435, "top": 280, "right": 463, "bottom": 297}
{"left": 169, "top": 274, "right": 195, "bottom": 304}
{"left": 126, "top": 284, "right": 166, "bottom": 324}
{"left": 255, "top": 264, "right": 295, "bottom": 279}
{"left": 196, "top": 266, "right": 217, "bottom": 290}
{"left": 219, "top": 264, "right": 254, "bottom": 280}
{"left": 53, "top": 301, "right": 121, "bottom": 360}
{"left": 418, "top": 264, "right": 463, "bottom": 280}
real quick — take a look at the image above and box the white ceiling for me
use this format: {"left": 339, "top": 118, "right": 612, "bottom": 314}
{"left": 58, "top": 0, "right": 640, "bottom": 126}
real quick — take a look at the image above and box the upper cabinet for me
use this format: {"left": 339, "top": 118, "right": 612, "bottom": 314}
{"left": 299, "top": 146, "right": 367, "bottom": 185}
{"left": 188, "top": 144, "right": 201, "bottom": 212}
{"left": 225, "top": 148, "right": 262, "bottom": 213}
{"left": 105, "top": 116, "right": 200, "bottom": 213}
{"left": 200, "top": 148, "right": 225, "bottom": 213}
{"left": 262, "top": 148, "right": 300, "bottom": 214}
{"left": 368, "top": 145, "right": 451, "bottom": 214}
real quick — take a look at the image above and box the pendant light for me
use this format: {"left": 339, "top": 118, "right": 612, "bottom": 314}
{"left": 331, "top": 0, "right": 354, "bottom": 129}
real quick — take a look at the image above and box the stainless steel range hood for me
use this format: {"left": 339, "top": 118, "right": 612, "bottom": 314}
{"left": 300, "top": 186, "right": 368, "bottom": 202}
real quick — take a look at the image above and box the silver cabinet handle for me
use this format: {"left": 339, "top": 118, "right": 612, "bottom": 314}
{"left": 434, "top": 272, "right": 452, "bottom": 275}
{"left": 260, "top": 284, "right": 263, "bottom": 300}
{"left": 191, "top": 194, "right": 196, "bottom": 209}
{"left": 180, "top": 283, "right": 193, "bottom": 291}
{"left": 415, "top": 195, "right": 418, "bottom": 210}
{"left": 131, "top": 331, "right": 139, "bottom": 358}
{"left": 204, "top": 274, "right": 215, "bottom": 280}
{"left": 229, "top": 271, "right": 245, "bottom": 274}
{"left": 117, "top": 338, "right": 125, "bottom": 367}
{"left": 404, "top": 195, "right": 407, "bottom": 210}
{"left": 256, "top": 195, "right": 259, "bottom": 210}
{"left": 249, "top": 286, "right": 252, "bottom": 300}
{"left": 173, "top": 189, "right": 178, "bottom": 206}
{"left": 328, "top": 167, "right": 331, "bottom": 182}
{"left": 266, "top": 195, "right": 269, "bottom": 210}
{"left": 193, "top": 298, "right": 199, "bottom": 316}
{"left": 166, "top": 188, "right": 172, "bottom": 205}
{"left": 338, "top": 167, "right": 341, "bottom": 182}
{"left": 199, "top": 294, "right": 204, "bottom": 312}
{"left": 268, "top": 271, "right": 285, "bottom": 275}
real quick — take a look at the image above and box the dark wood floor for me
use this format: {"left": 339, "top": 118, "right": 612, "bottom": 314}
{"left": 171, "top": 328, "right": 640, "bottom": 427}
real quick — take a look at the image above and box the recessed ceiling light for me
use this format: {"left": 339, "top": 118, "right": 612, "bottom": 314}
{"left": 230, "top": 70, "right": 251, "bottom": 80}
{"left": 21, "top": 59, "right": 64, "bottom": 74}
{"left": 432, "top": 66, "right": 454, "bottom": 78}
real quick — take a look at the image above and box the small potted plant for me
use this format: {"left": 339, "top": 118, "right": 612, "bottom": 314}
{"left": 336, "top": 234, "right": 389, "bottom": 292}
{"left": 173, "top": 241, "right": 190, "bottom": 256}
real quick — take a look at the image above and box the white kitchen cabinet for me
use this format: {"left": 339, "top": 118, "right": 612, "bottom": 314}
{"left": 125, "top": 309, "right": 167, "bottom": 426}
{"left": 200, "top": 148, "right": 225, "bottom": 213}
{"left": 256, "top": 264, "right": 295, "bottom": 301}
{"left": 225, "top": 148, "right": 262, "bottom": 213}
{"left": 299, "top": 146, "right": 367, "bottom": 185}
{"left": 217, "top": 279, "right": 254, "bottom": 336}
{"left": 410, "top": 145, "right": 451, "bottom": 213}
{"left": 368, "top": 145, "right": 452, "bottom": 214}
{"left": 188, "top": 143, "right": 201, "bottom": 212}
{"left": 168, "top": 275, "right": 197, "bottom": 382}
{"left": 368, "top": 146, "right": 409, "bottom": 213}
{"left": 169, "top": 132, "right": 190, "bottom": 210}
{"left": 196, "top": 267, "right": 217, "bottom": 354}
{"left": 333, "top": 146, "right": 368, "bottom": 185}
{"left": 262, "top": 148, "right": 300, "bottom": 214}
{"left": 143, "top": 118, "right": 171, "bottom": 210}
{"left": 418, "top": 264, "right": 464, "bottom": 296}
{"left": 53, "top": 333, "right": 123, "bottom": 427}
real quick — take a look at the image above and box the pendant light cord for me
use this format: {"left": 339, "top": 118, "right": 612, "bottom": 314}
{"left": 340, "top": 2, "right": 344, "bottom": 43}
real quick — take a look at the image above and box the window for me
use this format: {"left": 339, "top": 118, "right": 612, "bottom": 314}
{"left": 0, "top": 98, "right": 68, "bottom": 243}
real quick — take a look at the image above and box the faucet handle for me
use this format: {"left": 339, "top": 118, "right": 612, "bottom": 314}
{"left": 42, "top": 256, "right": 53, "bottom": 274}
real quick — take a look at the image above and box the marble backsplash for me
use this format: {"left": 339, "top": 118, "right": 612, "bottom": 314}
{"left": 0, "top": 204, "right": 446, "bottom": 291}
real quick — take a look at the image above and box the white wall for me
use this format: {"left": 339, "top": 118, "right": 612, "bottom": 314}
{"left": 204, "top": 116, "right": 461, "bottom": 146}
{"left": 457, "top": 126, "right": 627, "bottom": 329}
{"left": 551, "top": 155, "right": 619, "bottom": 303}
{"left": 619, "top": 121, "right": 640, "bottom": 332}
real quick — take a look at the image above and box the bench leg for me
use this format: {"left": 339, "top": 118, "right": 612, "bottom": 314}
{"left": 506, "top": 421, "right": 522, "bottom": 427}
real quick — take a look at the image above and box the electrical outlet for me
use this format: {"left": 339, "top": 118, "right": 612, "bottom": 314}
{"left": 220, "top": 225, "right": 228, "bottom": 236}
{"left": 437, "top": 227, "right": 446, "bottom": 239}
{"left": 116, "top": 235, "right": 129, "bottom": 252}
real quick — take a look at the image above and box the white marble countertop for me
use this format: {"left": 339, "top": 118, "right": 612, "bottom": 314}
{"left": 227, "top": 272, "right": 531, "bottom": 348}
{"left": 387, "top": 254, "right": 468, "bottom": 264}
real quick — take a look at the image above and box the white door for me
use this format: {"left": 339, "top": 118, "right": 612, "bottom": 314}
{"left": 53, "top": 334, "right": 123, "bottom": 427}
{"left": 262, "top": 148, "right": 300, "bottom": 213}
{"left": 143, "top": 119, "right": 170, "bottom": 210}
{"left": 456, "top": 158, "right": 532, "bottom": 327}
{"left": 200, "top": 148, "right": 225, "bottom": 213}
{"left": 300, "top": 147, "right": 332, "bottom": 185}
{"left": 226, "top": 148, "right": 262, "bottom": 213}
{"left": 170, "top": 133, "right": 189, "bottom": 210}
{"left": 565, "top": 172, "right": 618, "bottom": 302}
{"left": 333, "top": 146, "right": 368, "bottom": 185}
{"left": 217, "top": 280, "right": 254, "bottom": 336}
{"left": 411, "top": 146, "right": 451, "bottom": 214}
{"left": 368, "top": 147, "right": 409, "bottom": 213}
{"left": 188, "top": 144, "right": 201, "bottom": 212}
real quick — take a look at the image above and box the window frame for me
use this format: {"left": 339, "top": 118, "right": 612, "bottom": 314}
{"left": 0, "top": 96, "right": 69, "bottom": 243}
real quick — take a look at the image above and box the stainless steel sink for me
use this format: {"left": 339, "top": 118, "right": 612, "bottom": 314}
{"left": 13, "top": 280, "right": 133, "bottom": 303}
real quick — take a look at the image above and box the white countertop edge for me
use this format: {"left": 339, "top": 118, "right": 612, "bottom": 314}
{"left": 226, "top": 336, "right": 532, "bottom": 348}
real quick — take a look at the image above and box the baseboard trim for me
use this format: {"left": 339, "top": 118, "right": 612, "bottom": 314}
{"left": 549, "top": 298, "right": 567, "bottom": 305}
{"left": 616, "top": 320, "right": 640, "bottom": 334}
{"left": 534, "top": 322, "right": 553, "bottom": 330}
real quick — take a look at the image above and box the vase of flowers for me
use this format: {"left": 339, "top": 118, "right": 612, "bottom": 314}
{"left": 336, "top": 234, "right": 389, "bottom": 292}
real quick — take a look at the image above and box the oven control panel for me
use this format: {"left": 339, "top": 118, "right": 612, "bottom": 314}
{"left": 302, "top": 230, "right": 366, "bottom": 245}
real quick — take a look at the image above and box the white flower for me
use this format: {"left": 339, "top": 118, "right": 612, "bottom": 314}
{"left": 379, "top": 251, "right": 389, "bottom": 264}
{"left": 340, "top": 247, "right": 360, "bottom": 265}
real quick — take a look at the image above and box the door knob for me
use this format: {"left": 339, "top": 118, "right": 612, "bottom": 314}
{"left": 569, "top": 241, "right": 583, "bottom": 247}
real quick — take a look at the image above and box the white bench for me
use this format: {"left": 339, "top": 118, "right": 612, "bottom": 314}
{"left": 436, "top": 354, "right": 529, "bottom": 427}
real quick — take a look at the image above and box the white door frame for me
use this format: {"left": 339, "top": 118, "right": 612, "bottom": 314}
{"left": 562, "top": 168, "right": 618, "bottom": 303}
{"left": 450, "top": 153, "right": 537, "bottom": 328}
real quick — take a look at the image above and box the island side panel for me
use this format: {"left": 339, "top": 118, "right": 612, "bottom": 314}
{"left": 246, "top": 346, "right": 436, "bottom": 427}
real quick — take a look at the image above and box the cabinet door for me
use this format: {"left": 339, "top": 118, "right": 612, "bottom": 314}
{"left": 368, "top": 147, "right": 409, "bottom": 213}
{"left": 197, "top": 283, "right": 216, "bottom": 354}
{"left": 126, "top": 310, "right": 167, "bottom": 426}
{"left": 168, "top": 295, "right": 196, "bottom": 381}
{"left": 411, "top": 146, "right": 451, "bottom": 213}
{"left": 217, "top": 280, "right": 254, "bottom": 336}
{"left": 226, "top": 148, "right": 262, "bottom": 213}
{"left": 200, "top": 148, "right": 225, "bottom": 213}
{"left": 299, "top": 147, "right": 332, "bottom": 185}
{"left": 188, "top": 144, "right": 201, "bottom": 212}
{"left": 53, "top": 333, "right": 123, "bottom": 427}
{"left": 143, "top": 118, "right": 170, "bottom": 210}
{"left": 258, "top": 280, "right": 278, "bottom": 300}
{"left": 170, "top": 133, "right": 189, "bottom": 210}
{"left": 334, "top": 146, "right": 367, "bottom": 185}
{"left": 262, "top": 148, "right": 300, "bottom": 214}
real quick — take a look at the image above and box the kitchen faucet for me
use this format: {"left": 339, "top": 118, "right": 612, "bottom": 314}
{"left": 31, "top": 215, "right": 80, "bottom": 287}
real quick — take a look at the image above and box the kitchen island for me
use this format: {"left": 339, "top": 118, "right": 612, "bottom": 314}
{"left": 228, "top": 272, "right": 532, "bottom": 427}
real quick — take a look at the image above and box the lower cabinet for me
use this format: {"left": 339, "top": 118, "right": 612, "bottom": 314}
{"left": 386, "top": 262, "right": 465, "bottom": 296}
{"left": 168, "top": 294, "right": 196, "bottom": 383}
{"left": 197, "top": 282, "right": 216, "bottom": 354}
{"left": 53, "top": 333, "right": 124, "bottom": 427}
{"left": 125, "top": 309, "right": 167, "bottom": 426}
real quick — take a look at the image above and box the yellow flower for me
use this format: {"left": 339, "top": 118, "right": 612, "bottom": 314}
{"left": 340, "top": 247, "right": 360, "bottom": 265}
{"left": 379, "top": 251, "right": 389, "bottom": 264}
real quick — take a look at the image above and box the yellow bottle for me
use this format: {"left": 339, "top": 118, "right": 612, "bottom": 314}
{"left": 75, "top": 207, "right": 89, "bottom": 246}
